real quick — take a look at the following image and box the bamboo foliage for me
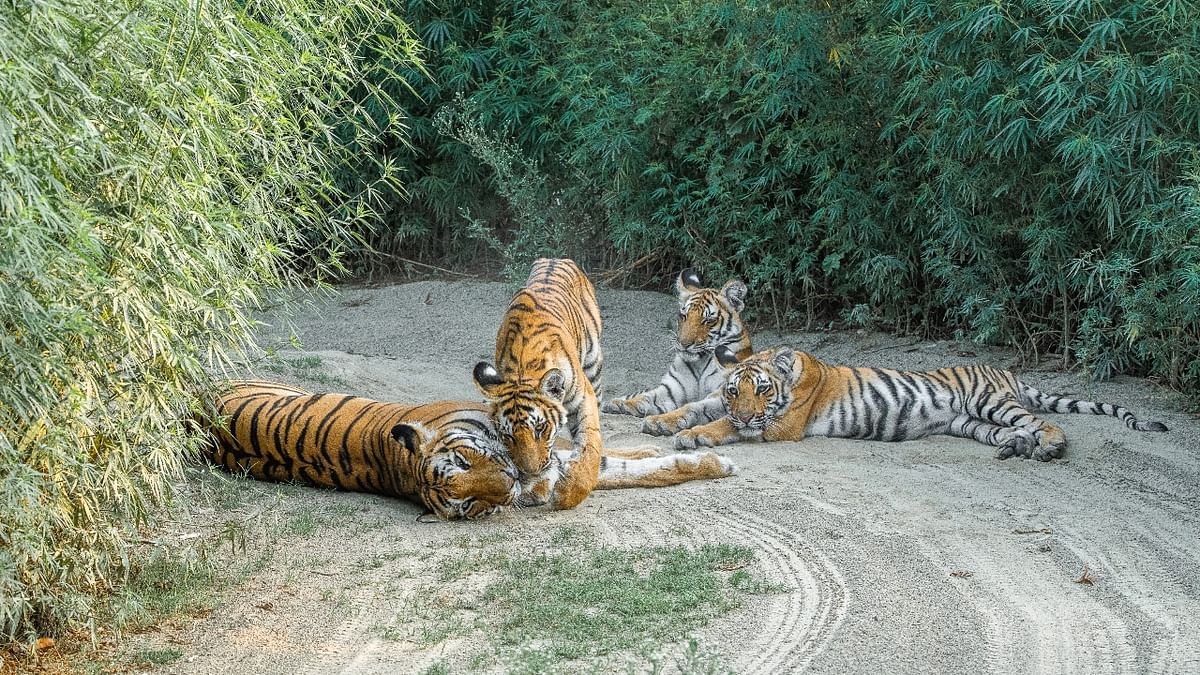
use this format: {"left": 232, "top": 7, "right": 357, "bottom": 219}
{"left": 0, "top": 0, "right": 419, "bottom": 640}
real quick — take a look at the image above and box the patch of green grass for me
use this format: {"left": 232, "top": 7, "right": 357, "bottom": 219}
{"left": 110, "top": 548, "right": 221, "bottom": 633}
{"left": 261, "top": 353, "right": 347, "bottom": 387}
{"left": 468, "top": 652, "right": 494, "bottom": 671}
{"left": 474, "top": 543, "right": 756, "bottom": 662}
{"left": 421, "top": 662, "right": 451, "bottom": 675}
{"left": 507, "top": 648, "right": 559, "bottom": 675}
{"left": 191, "top": 465, "right": 257, "bottom": 510}
{"left": 136, "top": 647, "right": 184, "bottom": 666}
{"left": 729, "top": 570, "right": 790, "bottom": 594}
{"left": 437, "top": 551, "right": 497, "bottom": 582}
{"left": 399, "top": 539, "right": 765, "bottom": 670}
{"left": 283, "top": 506, "right": 318, "bottom": 537}
{"left": 549, "top": 525, "right": 584, "bottom": 546}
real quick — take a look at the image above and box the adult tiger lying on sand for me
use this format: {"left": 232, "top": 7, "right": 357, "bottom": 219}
{"left": 604, "top": 268, "right": 752, "bottom": 417}
{"left": 201, "top": 380, "right": 735, "bottom": 521}
{"left": 642, "top": 346, "right": 1167, "bottom": 461}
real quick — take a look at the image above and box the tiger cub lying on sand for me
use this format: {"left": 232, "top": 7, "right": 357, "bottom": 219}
{"left": 642, "top": 346, "right": 1168, "bottom": 461}
{"left": 603, "top": 268, "right": 753, "bottom": 417}
{"left": 203, "top": 380, "right": 735, "bottom": 520}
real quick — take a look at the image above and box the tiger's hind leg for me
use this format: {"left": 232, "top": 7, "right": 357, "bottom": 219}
{"left": 595, "top": 452, "right": 736, "bottom": 489}
{"left": 603, "top": 445, "right": 660, "bottom": 460}
{"left": 945, "top": 415, "right": 1037, "bottom": 460}
{"left": 967, "top": 391, "right": 1067, "bottom": 461}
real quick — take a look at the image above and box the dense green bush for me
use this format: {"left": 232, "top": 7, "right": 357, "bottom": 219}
{"left": 0, "top": 0, "right": 417, "bottom": 642}
{"left": 381, "top": 0, "right": 1199, "bottom": 395}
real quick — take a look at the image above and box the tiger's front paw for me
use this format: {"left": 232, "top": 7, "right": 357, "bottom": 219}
{"left": 602, "top": 398, "right": 633, "bottom": 415}
{"left": 641, "top": 413, "right": 681, "bottom": 436}
{"left": 515, "top": 476, "right": 551, "bottom": 508}
{"left": 673, "top": 428, "right": 713, "bottom": 451}
{"left": 603, "top": 396, "right": 655, "bottom": 417}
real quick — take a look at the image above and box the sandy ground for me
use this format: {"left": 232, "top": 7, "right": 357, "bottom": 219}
{"left": 140, "top": 280, "right": 1199, "bottom": 674}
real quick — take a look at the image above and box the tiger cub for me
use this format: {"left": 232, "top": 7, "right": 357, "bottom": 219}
{"left": 643, "top": 346, "right": 1168, "bottom": 461}
{"left": 472, "top": 258, "right": 606, "bottom": 509}
{"left": 203, "top": 381, "right": 737, "bottom": 520}
{"left": 603, "top": 268, "right": 752, "bottom": 417}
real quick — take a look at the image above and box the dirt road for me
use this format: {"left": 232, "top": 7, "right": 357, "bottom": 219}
{"left": 151, "top": 280, "right": 1199, "bottom": 674}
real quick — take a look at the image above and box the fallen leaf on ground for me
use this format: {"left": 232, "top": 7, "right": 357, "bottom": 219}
{"left": 1075, "top": 565, "right": 1094, "bottom": 586}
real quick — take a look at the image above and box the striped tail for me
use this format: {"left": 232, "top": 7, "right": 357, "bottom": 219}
{"left": 1020, "top": 385, "right": 1168, "bottom": 432}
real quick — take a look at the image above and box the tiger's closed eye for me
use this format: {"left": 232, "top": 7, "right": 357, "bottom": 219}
{"left": 453, "top": 455, "right": 471, "bottom": 470}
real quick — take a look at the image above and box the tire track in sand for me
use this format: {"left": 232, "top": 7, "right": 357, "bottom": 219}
{"left": 1022, "top": 463, "right": 1200, "bottom": 673}
{"left": 926, "top": 462, "right": 1141, "bottom": 674}
{"left": 651, "top": 493, "right": 848, "bottom": 674}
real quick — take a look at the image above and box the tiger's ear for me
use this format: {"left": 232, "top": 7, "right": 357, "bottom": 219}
{"left": 540, "top": 368, "right": 566, "bottom": 400}
{"left": 473, "top": 361, "right": 504, "bottom": 397}
{"left": 676, "top": 268, "right": 702, "bottom": 298}
{"left": 721, "top": 279, "right": 748, "bottom": 312}
{"left": 390, "top": 422, "right": 429, "bottom": 454}
{"left": 770, "top": 348, "right": 797, "bottom": 381}
{"left": 714, "top": 345, "right": 741, "bottom": 368}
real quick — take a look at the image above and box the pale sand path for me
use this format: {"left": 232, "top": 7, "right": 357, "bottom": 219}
{"left": 145, "top": 280, "right": 1198, "bottom": 674}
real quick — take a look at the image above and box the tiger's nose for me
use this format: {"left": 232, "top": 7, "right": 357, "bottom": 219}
{"left": 736, "top": 414, "right": 753, "bottom": 423}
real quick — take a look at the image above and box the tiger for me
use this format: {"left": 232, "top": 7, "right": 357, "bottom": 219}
{"left": 603, "top": 268, "right": 752, "bottom": 417}
{"left": 201, "top": 380, "right": 519, "bottom": 520}
{"left": 642, "top": 345, "right": 1168, "bottom": 461}
{"left": 201, "top": 380, "right": 736, "bottom": 520}
{"left": 471, "top": 258, "right": 607, "bottom": 509}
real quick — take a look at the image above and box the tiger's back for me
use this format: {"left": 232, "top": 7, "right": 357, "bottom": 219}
{"left": 496, "top": 258, "right": 603, "bottom": 407}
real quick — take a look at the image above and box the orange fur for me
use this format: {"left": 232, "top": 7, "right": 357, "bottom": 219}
{"left": 473, "top": 259, "right": 605, "bottom": 509}
{"left": 650, "top": 348, "right": 1167, "bottom": 461}
{"left": 201, "top": 380, "right": 520, "bottom": 520}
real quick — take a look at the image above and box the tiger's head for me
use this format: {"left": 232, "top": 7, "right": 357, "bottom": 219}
{"left": 714, "top": 345, "right": 797, "bottom": 432}
{"left": 675, "top": 268, "right": 749, "bottom": 361}
{"left": 393, "top": 421, "right": 521, "bottom": 520}
{"left": 471, "top": 362, "right": 567, "bottom": 478}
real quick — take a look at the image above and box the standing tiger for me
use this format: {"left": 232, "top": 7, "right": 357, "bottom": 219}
{"left": 472, "top": 258, "right": 606, "bottom": 509}
{"left": 603, "top": 268, "right": 752, "bottom": 417}
{"left": 643, "top": 346, "right": 1168, "bottom": 461}
{"left": 203, "top": 381, "right": 737, "bottom": 520}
